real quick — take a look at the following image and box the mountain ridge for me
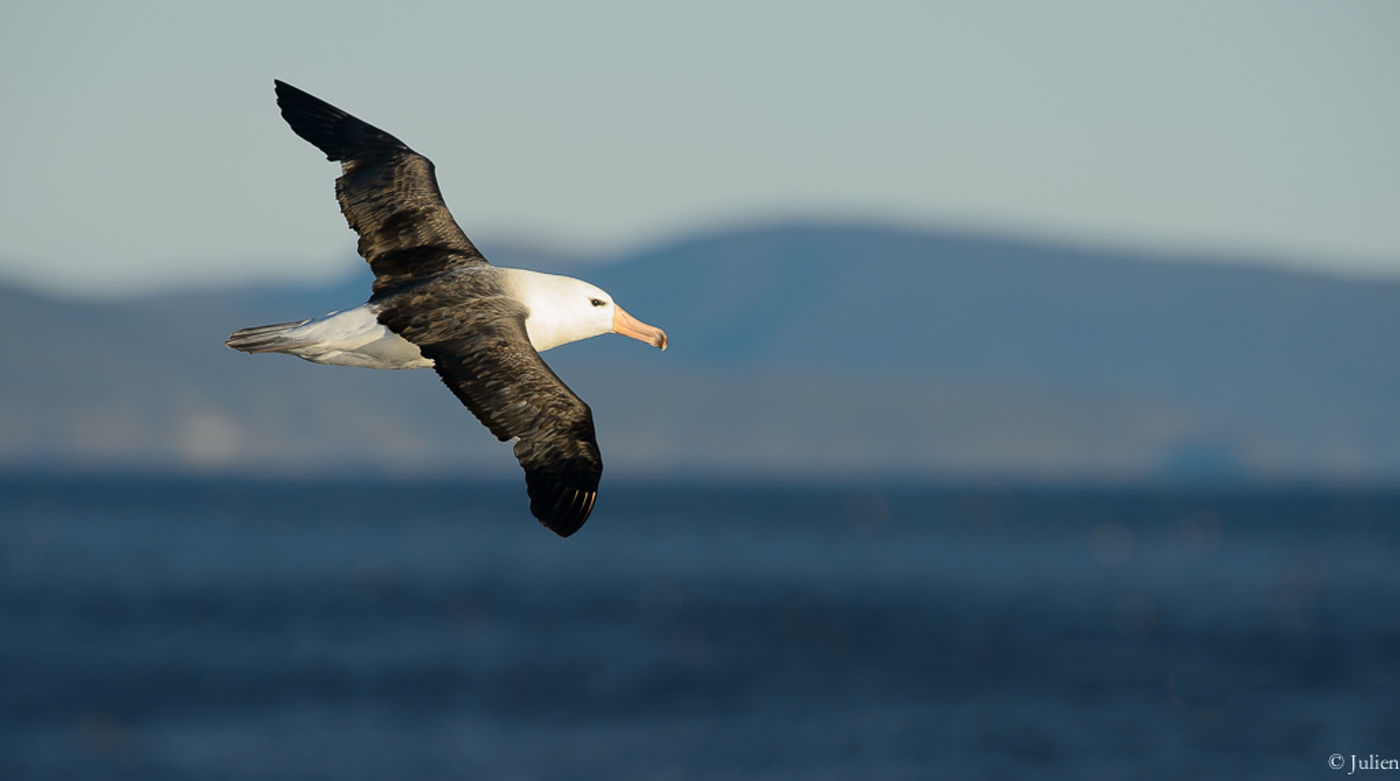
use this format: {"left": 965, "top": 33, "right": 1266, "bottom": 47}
{"left": 3, "top": 221, "right": 1397, "bottom": 483}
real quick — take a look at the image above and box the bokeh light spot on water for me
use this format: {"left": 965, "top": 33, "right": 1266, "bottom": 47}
{"left": 638, "top": 579, "right": 685, "bottom": 623}
{"left": 1088, "top": 522, "right": 1133, "bottom": 568}
{"left": 1114, "top": 594, "right": 1157, "bottom": 638}
{"left": 843, "top": 490, "right": 887, "bottom": 533}
{"left": 1278, "top": 555, "right": 1329, "bottom": 609}
{"left": 670, "top": 622, "right": 714, "bottom": 668}
{"left": 1178, "top": 510, "right": 1224, "bottom": 554}
{"left": 1167, "top": 650, "right": 1233, "bottom": 715}
{"left": 948, "top": 627, "right": 987, "bottom": 673}
{"left": 79, "top": 713, "right": 124, "bottom": 756}
{"left": 446, "top": 590, "right": 488, "bottom": 633}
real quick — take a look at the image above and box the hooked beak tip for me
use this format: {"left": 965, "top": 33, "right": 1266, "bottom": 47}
{"left": 613, "top": 305, "right": 668, "bottom": 352}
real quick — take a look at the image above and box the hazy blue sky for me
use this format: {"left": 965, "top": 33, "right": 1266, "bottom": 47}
{"left": 3, "top": 1, "right": 1397, "bottom": 294}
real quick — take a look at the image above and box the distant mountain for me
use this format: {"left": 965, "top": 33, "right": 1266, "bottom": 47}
{"left": 3, "top": 222, "right": 1397, "bottom": 483}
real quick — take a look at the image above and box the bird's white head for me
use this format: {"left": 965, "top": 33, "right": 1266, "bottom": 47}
{"left": 507, "top": 270, "right": 668, "bottom": 353}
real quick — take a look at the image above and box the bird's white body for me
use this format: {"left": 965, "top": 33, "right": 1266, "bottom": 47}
{"left": 253, "top": 268, "right": 626, "bottom": 370}
{"left": 270, "top": 305, "right": 430, "bottom": 369}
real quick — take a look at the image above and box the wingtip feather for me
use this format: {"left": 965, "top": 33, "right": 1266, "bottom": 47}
{"left": 272, "top": 80, "right": 410, "bottom": 163}
{"left": 530, "top": 485, "right": 596, "bottom": 538}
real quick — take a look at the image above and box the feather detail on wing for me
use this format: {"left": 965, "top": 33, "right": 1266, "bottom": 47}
{"left": 274, "top": 80, "right": 488, "bottom": 294}
{"left": 376, "top": 286, "right": 602, "bottom": 536}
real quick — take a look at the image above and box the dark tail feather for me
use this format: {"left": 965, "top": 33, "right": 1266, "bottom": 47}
{"left": 225, "top": 319, "right": 311, "bottom": 354}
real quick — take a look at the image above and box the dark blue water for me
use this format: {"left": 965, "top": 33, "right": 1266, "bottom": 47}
{"left": 2, "top": 477, "right": 1397, "bottom": 779}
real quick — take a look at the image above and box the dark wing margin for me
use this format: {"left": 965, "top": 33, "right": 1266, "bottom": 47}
{"left": 377, "top": 288, "right": 602, "bottom": 537}
{"left": 273, "top": 80, "right": 488, "bottom": 293}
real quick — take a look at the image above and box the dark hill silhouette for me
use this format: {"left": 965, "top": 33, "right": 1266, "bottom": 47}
{"left": 3, "top": 222, "right": 1397, "bottom": 482}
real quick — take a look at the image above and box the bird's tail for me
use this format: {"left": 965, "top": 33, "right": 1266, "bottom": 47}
{"left": 225, "top": 319, "right": 312, "bottom": 354}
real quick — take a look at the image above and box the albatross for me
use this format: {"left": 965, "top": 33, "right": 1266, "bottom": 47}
{"left": 227, "top": 81, "right": 667, "bottom": 537}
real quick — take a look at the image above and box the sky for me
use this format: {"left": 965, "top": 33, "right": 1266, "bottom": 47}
{"left": 2, "top": 0, "right": 1398, "bottom": 295}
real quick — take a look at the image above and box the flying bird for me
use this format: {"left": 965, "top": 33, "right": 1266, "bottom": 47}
{"left": 227, "top": 80, "right": 667, "bottom": 537}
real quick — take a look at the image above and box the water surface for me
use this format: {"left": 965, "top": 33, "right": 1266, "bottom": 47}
{"left": 2, "top": 477, "right": 1396, "bottom": 779}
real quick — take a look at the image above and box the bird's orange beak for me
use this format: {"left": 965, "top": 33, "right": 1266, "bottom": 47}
{"left": 613, "top": 305, "right": 668, "bottom": 350}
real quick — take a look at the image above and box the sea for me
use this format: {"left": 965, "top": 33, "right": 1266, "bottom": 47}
{"left": 2, "top": 476, "right": 1397, "bottom": 780}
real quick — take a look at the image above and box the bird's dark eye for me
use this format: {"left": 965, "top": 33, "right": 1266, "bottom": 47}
{"left": 590, "top": 298, "right": 607, "bottom": 307}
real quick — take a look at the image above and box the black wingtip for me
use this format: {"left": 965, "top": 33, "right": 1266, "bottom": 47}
{"left": 524, "top": 473, "right": 598, "bottom": 537}
{"left": 519, "top": 448, "right": 601, "bottom": 537}
{"left": 531, "top": 487, "right": 595, "bottom": 538}
{"left": 272, "top": 79, "right": 412, "bottom": 162}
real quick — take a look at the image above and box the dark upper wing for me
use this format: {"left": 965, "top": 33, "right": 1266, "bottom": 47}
{"left": 377, "top": 285, "right": 602, "bottom": 537}
{"left": 274, "top": 80, "right": 488, "bottom": 294}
